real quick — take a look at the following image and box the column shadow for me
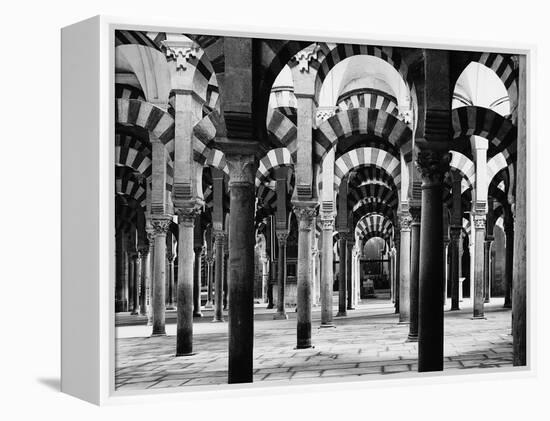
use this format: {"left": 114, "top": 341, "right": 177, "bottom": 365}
{"left": 37, "top": 377, "right": 61, "bottom": 392}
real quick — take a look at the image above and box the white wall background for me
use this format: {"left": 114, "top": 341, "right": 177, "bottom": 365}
{"left": 0, "top": 0, "right": 547, "bottom": 419}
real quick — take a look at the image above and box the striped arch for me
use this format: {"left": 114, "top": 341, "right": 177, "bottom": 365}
{"left": 115, "top": 135, "right": 152, "bottom": 179}
{"left": 334, "top": 147, "right": 401, "bottom": 194}
{"left": 115, "top": 30, "right": 161, "bottom": 51}
{"left": 269, "top": 87, "right": 298, "bottom": 121}
{"left": 355, "top": 213, "right": 394, "bottom": 242}
{"left": 315, "top": 108, "right": 412, "bottom": 164}
{"left": 337, "top": 89, "right": 399, "bottom": 117}
{"left": 203, "top": 148, "right": 229, "bottom": 176}
{"left": 349, "top": 183, "right": 398, "bottom": 212}
{"left": 115, "top": 168, "right": 147, "bottom": 206}
{"left": 353, "top": 201, "right": 396, "bottom": 227}
{"left": 473, "top": 53, "right": 518, "bottom": 114}
{"left": 449, "top": 151, "right": 476, "bottom": 193}
{"left": 315, "top": 44, "right": 416, "bottom": 116}
{"left": 452, "top": 106, "right": 517, "bottom": 163}
{"left": 266, "top": 108, "right": 297, "bottom": 153}
{"left": 257, "top": 184, "right": 277, "bottom": 211}
{"left": 116, "top": 99, "right": 175, "bottom": 158}
{"left": 116, "top": 83, "right": 145, "bottom": 101}
{"left": 256, "top": 148, "right": 294, "bottom": 188}
{"left": 487, "top": 153, "right": 509, "bottom": 188}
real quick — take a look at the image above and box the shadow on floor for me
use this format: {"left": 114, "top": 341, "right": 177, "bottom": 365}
{"left": 37, "top": 377, "right": 60, "bottom": 392}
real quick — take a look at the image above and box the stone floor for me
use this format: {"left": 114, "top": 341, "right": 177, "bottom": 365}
{"left": 115, "top": 297, "right": 513, "bottom": 391}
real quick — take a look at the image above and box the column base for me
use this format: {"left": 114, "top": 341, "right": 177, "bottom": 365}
{"left": 398, "top": 321, "right": 410, "bottom": 325}
{"left": 295, "top": 344, "right": 314, "bottom": 350}
{"left": 336, "top": 311, "right": 347, "bottom": 317}
{"left": 471, "top": 315, "right": 487, "bottom": 320}
{"left": 273, "top": 313, "right": 288, "bottom": 320}
{"left": 503, "top": 303, "right": 512, "bottom": 309}
{"left": 319, "top": 323, "right": 336, "bottom": 329}
{"left": 346, "top": 306, "right": 355, "bottom": 310}
{"left": 406, "top": 334, "right": 418, "bottom": 342}
{"left": 266, "top": 304, "right": 274, "bottom": 309}
{"left": 193, "top": 312, "right": 203, "bottom": 318}
{"left": 176, "top": 352, "right": 197, "bottom": 357}
{"left": 131, "top": 310, "right": 139, "bottom": 315}
{"left": 151, "top": 331, "right": 166, "bottom": 337}
{"left": 484, "top": 298, "right": 490, "bottom": 304}
{"left": 212, "top": 317, "right": 225, "bottom": 323}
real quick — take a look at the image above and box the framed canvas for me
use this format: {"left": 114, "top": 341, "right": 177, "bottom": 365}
{"left": 61, "top": 15, "right": 532, "bottom": 405}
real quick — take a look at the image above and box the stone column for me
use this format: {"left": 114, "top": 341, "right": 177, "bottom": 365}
{"left": 145, "top": 231, "right": 155, "bottom": 324}
{"left": 131, "top": 251, "right": 141, "bottom": 315}
{"left": 294, "top": 203, "right": 317, "bottom": 349}
{"left": 205, "top": 255, "right": 214, "bottom": 309}
{"left": 166, "top": 251, "right": 176, "bottom": 310}
{"left": 408, "top": 207, "right": 421, "bottom": 341}
{"left": 346, "top": 235, "right": 355, "bottom": 310}
{"left": 417, "top": 149, "right": 449, "bottom": 372}
{"left": 443, "top": 239, "right": 450, "bottom": 305}
{"left": 484, "top": 236, "right": 493, "bottom": 303}
{"left": 337, "top": 235, "right": 347, "bottom": 317}
{"left": 512, "top": 54, "right": 527, "bottom": 366}
{"left": 138, "top": 245, "right": 149, "bottom": 316}
{"left": 399, "top": 213, "right": 412, "bottom": 323}
{"left": 150, "top": 216, "right": 171, "bottom": 336}
{"left": 212, "top": 230, "right": 225, "bottom": 322}
{"left": 320, "top": 214, "right": 335, "bottom": 327}
{"left": 115, "top": 230, "right": 127, "bottom": 312}
{"left": 449, "top": 227, "right": 461, "bottom": 311}
{"left": 503, "top": 222, "right": 514, "bottom": 308}
{"left": 127, "top": 251, "right": 135, "bottom": 313}
{"left": 394, "top": 231, "right": 401, "bottom": 313}
{"left": 193, "top": 244, "right": 203, "bottom": 318}
{"left": 175, "top": 209, "right": 198, "bottom": 356}
{"left": 473, "top": 215, "right": 486, "bottom": 319}
{"left": 274, "top": 232, "right": 289, "bottom": 320}
{"left": 223, "top": 242, "right": 229, "bottom": 310}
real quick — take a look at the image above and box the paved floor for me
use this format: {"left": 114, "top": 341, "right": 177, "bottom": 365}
{"left": 115, "top": 297, "right": 513, "bottom": 391}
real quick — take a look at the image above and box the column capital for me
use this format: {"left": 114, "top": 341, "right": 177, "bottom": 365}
{"left": 415, "top": 148, "right": 451, "bottom": 187}
{"left": 293, "top": 202, "right": 318, "bottom": 232}
{"left": 399, "top": 213, "right": 413, "bottom": 231}
{"left": 225, "top": 154, "right": 258, "bottom": 187}
{"left": 176, "top": 206, "right": 201, "bottom": 227}
{"left": 473, "top": 214, "right": 486, "bottom": 230}
{"left": 320, "top": 212, "right": 336, "bottom": 230}
{"left": 276, "top": 231, "right": 289, "bottom": 246}
{"left": 151, "top": 215, "right": 172, "bottom": 236}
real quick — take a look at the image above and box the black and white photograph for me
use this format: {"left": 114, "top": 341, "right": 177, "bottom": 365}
{"left": 113, "top": 29, "right": 527, "bottom": 391}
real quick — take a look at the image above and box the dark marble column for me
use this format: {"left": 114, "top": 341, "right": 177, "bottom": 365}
{"left": 115, "top": 230, "right": 127, "bottom": 312}
{"left": 484, "top": 237, "right": 493, "bottom": 303}
{"left": 131, "top": 251, "right": 141, "bottom": 315}
{"left": 472, "top": 215, "right": 486, "bottom": 319}
{"left": 394, "top": 231, "right": 401, "bottom": 313}
{"left": 346, "top": 235, "right": 355, "bottom": 310}
{"left": 127, "top": 252, "right": 136, "bottom": 313}
{"left": 145, "top": 231, "right": 155, "bottom": 325}
{"left": 176, "top": 209, "right": 198, "bottom": 356}
{"left": 166, "top": 251, "right": 176, "bottom": 310}
{"left": 151, "top": 216, "right": 171, "bottom": 336}
{"left": 399, "top": 213, "right": 412, "bottom": 323}
{"left": 138, "top": 245, "right": 149, "bottom": 316}
{"left": 512, "top": 54, "right": 527, "bottom": 367}
{"left": 205, "top": 256, "right": 214, "bottom": 309}
{"left": 417, "top": 149, "right": 449, "bottom": 372}
{"left": 274, "top": 232, "right": 288, "bottom": 320}
{"left": 320, "top": 214, "right": 335, "bottom": 327}
{"left": 503, "top": 222, "right": 513, "bottom": 308}
{"left": 336, "top": 235, "right": 347, "bottom": 317}
{"left": 294, "top": 203, "right": 317, "bottom": 349}
{"left": 212, "top": 231, "right": 225, "bottom": 322}
{"left": 408, "top": 207, "right": 421, "bottom": 341}
{"left": 193, "top": 244, "right": 203, "bottom": 318}
{"left": 226, "top": 154, "right": 257, "bottom": 384}
{"left": 449, "top": 227, "right": 461, "bottom": 311}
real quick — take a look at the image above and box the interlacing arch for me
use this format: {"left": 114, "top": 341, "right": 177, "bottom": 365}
{"left": 115, "top": 167, "right": 147, "bottom": 206}
{"left": 337, "top": 88, "right": 399, "bottom": 117}
{"left": 449, "top": 151, "right": 476, "bottom": 193}
{"left": 266, "top": 108, "right": 297, "bottom": 153}
{"left": 315, "top": 108, "right": 413, "bottom": 164}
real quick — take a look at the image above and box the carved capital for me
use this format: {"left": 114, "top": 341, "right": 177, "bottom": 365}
{"left": 473, "top": 215, "right": 486, "bottom": 230}
{"left": 415, "top": 149, "right": 451, "bottom": 187}
{"left": 226, "top": 154, "right": 257, "bottom": 186}
{"left": 177, "top": 207, "right": 201, "bottom": 227}
{"left": 399, "top": 214, "right": 413, "bottom": 231}
{"left": 276, "top": 232, "right": 289, "bottom": 247}
{"left": 163, "top": 40, "right": 201, "bottom": 71}
{"left": 293, "top": 205, "right": 318, "bottom": 232}
{"left": 293, "top": 44, "right": 321, "bottom": 73}
{"left": 151, "top": 216, "right": 172, "bottom": 236}
{"left": 213, "top": 230, "right": 227, "bottom": 244}
{"left": 320, "top": 213, "right": 335, "bottom": 231}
